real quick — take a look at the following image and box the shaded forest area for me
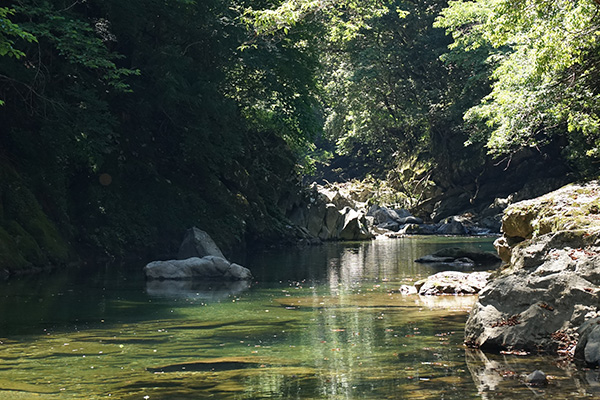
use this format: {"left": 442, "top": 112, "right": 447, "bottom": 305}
{"left": 1, "top": 0, "right": 599, "bottom": 272}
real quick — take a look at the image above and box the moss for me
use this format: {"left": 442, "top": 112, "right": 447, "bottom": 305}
{"left": 5, "top": 220, "right": 46, "bottom": 266}
{"left": 0, "top": 165, "right": 71, "bottom": 273}
{"left": 504, "top": 181, "right": 600, "bottom": 242}
{"left": 0, "top": 227, "right": 31, "bottom": 271}
{"left": 3, "top": 184, "right": 69, "bottom": 265}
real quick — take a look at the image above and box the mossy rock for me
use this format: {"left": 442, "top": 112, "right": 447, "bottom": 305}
{"left": 4, "top": 220, "right": 45, "bottom": 266}
{"left": 502, "top": 181, "right": 600, "bottom": 241}
{"left": 0, "top": 165, "right": 70, "bottom": 272}
{"left": 0, "top": 227, "right": 31, "bottom": 271}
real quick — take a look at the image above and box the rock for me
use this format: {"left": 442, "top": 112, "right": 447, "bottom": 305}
{"left": 477, "top": 215, "right": 503, "bottom": 233}
{"left": 287, "top": 184, "right": 376, "bottom": 241}
{"left": 397, "top": 216, "right": 424, "bottom": 225}
{"left": 178, "top": 227, "right": 225, "bottom": 260}
{"left": 306, "top": 201, "right": 328, "bottom": 237}
{"left": 415, "top": 255, "right": 456, "bottom": 264}
{"left": 397, "top": 284, "right": 418, "bottom": 295}
{"left": 575, "top": 318, "right": 600, "bottom": 367}
{"left": 338, "top": 207, "right": 374, "bottom": 240}
{"left": 144, "top": 256, "right": 253, "bottom": 281}
{"left": 415, "top": 247, "right": 501, "bottom": 268}
{"left": 465, "top": 182, "right": 600, "bottom": 354}
{"left": 376, "top": 220, "right": 401, "bottom": 232}
{"left": 499, "top": 181, "right": 600, "bottom": 261}
{"left": 525, "top": 370, "right": 547, "bottom": 386}
{"left": 394, "top": 208, "right": 413, "bottom": 219}
{"left": 399, "top": 223, "right": 435, "bottom": 235}
{"left": 415, "top": 271, "right": 491, "bottom": 296}
{"left": 369, "top": 205, "right": 422, "bottom": 229}
{"left": 371, "top": 206, "right": 398, "bottom": 224}
{"left": 431, "top": 193, "right": 472, "bottom": 223}
{"left": 324, "top": 204, "right": 342, "bottom": 236}
{"left": 436, "top": 216, "right": 467, "bottom": 235}
{"left": 465, "top": 230, "right": 600, "bottom": 352}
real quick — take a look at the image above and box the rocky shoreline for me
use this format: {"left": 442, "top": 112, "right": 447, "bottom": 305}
{"left": 463, "top": 181, "right": 600, "bottom": 366}
{"left": 286, "top": 182, "right": 504, "bottom": 244}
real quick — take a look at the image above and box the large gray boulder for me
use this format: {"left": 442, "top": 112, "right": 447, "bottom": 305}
{"left": 465, "top": 182, "right": 600, "bottom": 354}
{"left": 465, "top": 229, "right": 600, "bottom": 353}
{"left": 145, "top": 256, "right": 253, "bottom": 281}
{"left": 178, "top": 227, "right": 225, "bottom": 259}
{"left": 338, "top": 207, "right": 374, "bottom": 240}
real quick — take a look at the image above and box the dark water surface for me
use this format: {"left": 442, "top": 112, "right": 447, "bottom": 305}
{"left": 0, "top": 237, "right": 598, "bottom": 399}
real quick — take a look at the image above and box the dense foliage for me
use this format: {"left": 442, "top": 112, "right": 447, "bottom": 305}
{"left": 0, "top": 0, "right": 322, "bottom": 268}
{"left": 436, "top": 0, "right": 600, "bottom": 174}
{"left": 1, "top": 0, "right": 599, "bottom": 271}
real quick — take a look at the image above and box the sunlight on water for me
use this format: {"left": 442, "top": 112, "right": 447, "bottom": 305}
{"left": 0, "top": 237, "right": 598, "bottom": 399}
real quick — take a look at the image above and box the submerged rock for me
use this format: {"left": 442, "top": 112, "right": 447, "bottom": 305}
{"left": 146, "top": 279, "right": 251, "bottom": 299}
{"left": 525, "top": 370, "right": 548, "bottom": 386}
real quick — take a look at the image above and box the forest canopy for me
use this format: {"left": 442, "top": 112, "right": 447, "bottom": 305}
{"left": 0, "top": 0, "right": 598, "bottom": 267}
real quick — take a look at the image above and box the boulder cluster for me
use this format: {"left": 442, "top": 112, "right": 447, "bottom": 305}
{"left": 464, "top": 181, "right": 600, "bottom": 366}
{"left": 287, "top": 183, "right": 498, "bottom": 243}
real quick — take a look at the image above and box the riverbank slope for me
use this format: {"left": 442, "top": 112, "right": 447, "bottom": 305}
{"left": 464, "top": 181, "right": 600, "bottom": 363}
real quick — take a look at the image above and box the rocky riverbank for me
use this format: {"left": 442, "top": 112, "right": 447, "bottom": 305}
{"left": 463, "top": 181, "right": 600, "bottom": 366}
{"left": 286, "top": 182, "right": 504, "bottom": 243}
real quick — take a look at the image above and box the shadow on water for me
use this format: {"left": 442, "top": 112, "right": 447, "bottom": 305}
{"left": 0, "top": 237, "right": 598, "bottom": 399}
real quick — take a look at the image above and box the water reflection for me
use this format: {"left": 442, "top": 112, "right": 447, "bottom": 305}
{"left": 146, "top": 280, "right": 251, "bottom": 300}
{"left": 1, "top": 237, "right": 596, "bottom": 399}
{"left": 465, "top": 348, "right": 600, "bottom": 399}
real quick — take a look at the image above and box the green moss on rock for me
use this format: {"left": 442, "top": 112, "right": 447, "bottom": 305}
{"left": 0, "top": 165, "right": 70, "bottom": 273}
{"left": 502, "top": 181, "right": 600, "bottom": 240}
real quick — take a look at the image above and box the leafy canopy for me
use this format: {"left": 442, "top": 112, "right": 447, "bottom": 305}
{"left": 436, "top": 0, "right": 600, "bottom": 171}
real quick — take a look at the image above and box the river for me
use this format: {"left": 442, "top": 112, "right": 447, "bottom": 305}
{"left": 0, "top": 236, "right": 597, "bottom": 399}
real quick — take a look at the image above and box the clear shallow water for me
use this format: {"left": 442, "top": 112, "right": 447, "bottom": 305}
{"left": 0, "top": 236, "right": 598, "bottom": 399}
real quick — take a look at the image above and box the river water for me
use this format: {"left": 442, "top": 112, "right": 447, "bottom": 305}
{"left": 0, "top": 236, "right": 598, "bottom": 399}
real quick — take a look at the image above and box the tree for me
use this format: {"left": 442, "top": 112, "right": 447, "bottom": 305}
{"left": 436, "top": 0, "right": 600, "bottom": 175}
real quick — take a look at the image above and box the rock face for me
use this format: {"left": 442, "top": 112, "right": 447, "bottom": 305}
{"left": 145, "top": 256, "right": 252, "bottom": 281}
{"left": 575, "top": 318, "right": 600, "bottom": 367}
{"left": 464, "top": 181, "right": 600, "bottom": 356}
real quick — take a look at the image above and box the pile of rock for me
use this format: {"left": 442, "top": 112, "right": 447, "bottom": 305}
{"left": 287, "top": 183, "right": 501, "bottom": 243}
{"left": 370, "top": 205, "right": 494, "bottom": 236}
{"left": 287, "top": 184, "right": 373, "bottom": 242}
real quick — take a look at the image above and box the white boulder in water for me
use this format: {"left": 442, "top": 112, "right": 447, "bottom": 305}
{"left": 144, "top": 256, "right": 252, "bottom": 281}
